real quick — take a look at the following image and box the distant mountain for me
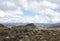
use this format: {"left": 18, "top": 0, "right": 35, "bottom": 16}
{"left": 34, "top": 23, "right": 60, "bottom": 27}
{"left": 34, "top": 23, "right": 52, "bottom": 27}
{"left": 2, "top": 23, "right": 27, "bottom": 28}
{"left": 0, "top": 24, "right": 7, "bottom": 28}
{"left": 1, "top": 23, "right": 60, "bottom": 28}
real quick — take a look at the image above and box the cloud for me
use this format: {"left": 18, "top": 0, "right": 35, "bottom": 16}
{"left": 0, "top": 0, "right": 24, "bottom": 23}
{"left": 47, "top": 0, "right": 60, "bottom": 6}
{"left": 20, "top": 0, "right": 60, "bottom": 23}
{"left": 0, "top": 0, "right": 60, "bottom": 23}
{"left": 18, "top": 0, "right": 60, "bottom": 23}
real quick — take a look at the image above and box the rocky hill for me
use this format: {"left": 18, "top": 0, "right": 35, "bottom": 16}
{"left": 0, "top": 23, "right": 60, "bottom": 41}
{"left": 11, "top": 23, "right": 36, "bottom": 30}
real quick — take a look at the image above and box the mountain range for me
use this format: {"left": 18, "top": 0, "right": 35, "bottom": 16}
{"left": 1, "top": 23, "right": 60, "bottom": 28}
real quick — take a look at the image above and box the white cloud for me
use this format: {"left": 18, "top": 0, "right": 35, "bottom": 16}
{"left": 0, "top": 10, "right": 6, "bottom": 17}
{"left": 0, "top": 0, "right": 24, "bottom": 23}
{"left": 33, "top": 15, "right": 49, "bottom": 23}
{"left": 47, "top": 0, "right": 60, "bottom": 5}
{"left": 18, "top": 0, "right": 60, "bottom": 23}
{"left": 0, "top": 17, "right": 9, "bottom": 23}
{"left": 0, "top": 0, "right": 60, "bottom": 23}
{"left": 21, "top": 0, "right": 60, "bottom": 23}
{"left": 19, "top": 15, "right": 49, "bottom": 23}
{"left": 0, "top": 1, "right": 17, "bottom": 11}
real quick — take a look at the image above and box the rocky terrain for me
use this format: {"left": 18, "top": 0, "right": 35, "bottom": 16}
{"left": 0, "top": 23, "right": 60, "bottom": 41}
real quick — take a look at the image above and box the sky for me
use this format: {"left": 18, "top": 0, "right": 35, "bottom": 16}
{"left": 0, "top": 0, "right": 60, "bottom": 23}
